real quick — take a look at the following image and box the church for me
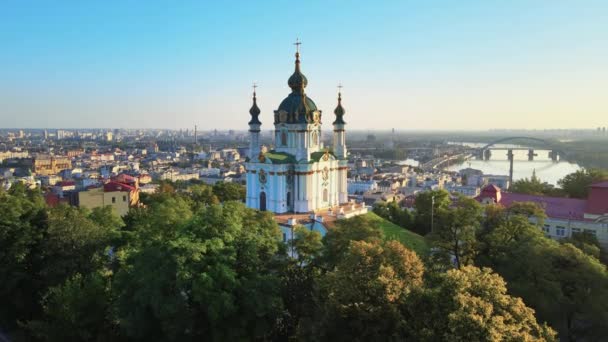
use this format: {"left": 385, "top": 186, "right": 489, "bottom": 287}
{"left": 245, "top": 43, "right": 348, "bottom": 214}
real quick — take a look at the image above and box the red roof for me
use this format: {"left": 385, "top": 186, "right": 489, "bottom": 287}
{"left": 104, "top": 181, "right": 136, "bottom": 192}
{"left": 476, "top": 184, "right": 588, "bottom": 220}
{"left": 113, "top": 173, "right": 137, "bottom": 184}
{"left": 481, "top": 184, "right": 501, "bottom": 193}
{"left": 57, "top": 181, "right": 76, "bottom": 187}
{"left": 498, "top": 192, "right": 587, "bottom": 220}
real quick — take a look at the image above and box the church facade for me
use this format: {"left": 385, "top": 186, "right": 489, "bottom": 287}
{"left": 245, "top": 46, "right": 348, "bottom": 214}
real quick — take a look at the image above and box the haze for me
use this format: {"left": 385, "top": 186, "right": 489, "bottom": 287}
{"left": 1, "top": 1, "right": 607, "bottom": 130}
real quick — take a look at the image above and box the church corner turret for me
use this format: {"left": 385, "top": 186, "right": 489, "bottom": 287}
{"left": 248, "top": 83, "right": 261, "bottom": 160}
{"left": 333, "top": 85, "right": 347, "bottom": 160}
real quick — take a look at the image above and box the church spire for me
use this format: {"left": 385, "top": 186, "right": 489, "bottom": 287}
{"left": 248, "top": 83, "right": 261, "bottom": 125}
{"left": 333, "top": 84, "right": 346, "bottom": 125}
{"left": 288, "top": 38, "right": 308, "bottom": 93}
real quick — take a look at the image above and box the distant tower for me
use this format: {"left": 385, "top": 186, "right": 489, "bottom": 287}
{"left": 248, "top": 83, "right": 262, "bottom": 159}
{"left": 332, "top": 84, "right": 347, "bottom": 159}
{"left": 194, "top": 125, "right": 198, "bottom": 145}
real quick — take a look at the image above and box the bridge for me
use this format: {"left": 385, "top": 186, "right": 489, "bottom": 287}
{"left": 475, "top": 136, "right": 564, "bottom": 162}
{"left": 471, "top": 136, "right": 566, "bottom": 187}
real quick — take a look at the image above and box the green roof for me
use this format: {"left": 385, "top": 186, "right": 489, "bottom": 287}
{"left": 365, "top": 212, "right": 429, "bottom": 256}
{"left": 264, "top": 151, "right": 296, "bottom": 164}
{"left": 310, "top": 150, "right": 335, "bottom": 162}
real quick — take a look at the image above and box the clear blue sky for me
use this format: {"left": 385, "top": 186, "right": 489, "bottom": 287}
{"left": 1, "top": 1, "right": 606, "bottom": 130}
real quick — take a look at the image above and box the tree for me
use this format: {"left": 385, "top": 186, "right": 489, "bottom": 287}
{"left": 510, "top": 171, "right": 561, "bottom": 196}
{"left": 304, "top": 240, "right": 424, "bottom": 341}
{"left": 26, "top": 272, "right": 117, "bottom": 341}
{"left": 0, "top": 185, "right": 47, "bottom": 330}
{"left": 427, "top": 196, "right": 483, "bottom": 268}
{"left": 292, "top": 225, "right": 323, "bottom": 266}
{"left": 113, "top": 202, "right": 285, "bottom": 340}
{"left": 373, "top": 201, "right": 414, "bottom": 229}
{"left": 401, "top": 266, "right": 557, "bottom": 341}
{"left": 477, "top": 215, "right": 608, "bottom": 341}
{"left": 321, "top": 215, "right": 383, "bottom": 269}
{"left": 1, "top": 187, "right": 119, "bottom": 338}
{"left": 212, "top": 182, "right": 246, "bottom": 202}
{"left": 558, "top": 168, "right": 608, "bottom": 198}
{"left": 189, "top": 183, "right": 219, "bottom": 210}
{"left": 413, "top": 189, "right": 451, "bottom": 235}
{"left": 561, "top": 231, "right": 604, "bottom": 261}
{"left": 506, "top": 201, "right": 547, "bottom": 227}
{"left": 40, "top": 204, "right": 119, "bottom": 293}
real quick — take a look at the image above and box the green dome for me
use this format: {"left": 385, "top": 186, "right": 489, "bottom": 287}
{"left": 277, "top": 92, "right": 318, "bottom": 124}
{"left": 276, "top": 51, "right": 319, "bottom": 124}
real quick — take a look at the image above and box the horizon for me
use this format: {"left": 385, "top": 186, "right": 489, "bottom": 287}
{"left": 1, "top": 1, "right": 607, "bottom": 130}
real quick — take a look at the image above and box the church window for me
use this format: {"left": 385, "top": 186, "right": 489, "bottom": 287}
{"left": 312, "top": 131, "right": 318, "bottom": 146}
{"left": 323, "top": 188, "right": 328, "bottom": 202}
{"left": 281, "top": 132, "right": 287, "bottom": 146}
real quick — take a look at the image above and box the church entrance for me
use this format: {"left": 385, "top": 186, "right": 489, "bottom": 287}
{"left": 260, "top": 192, "right": 267, "bottom": 211}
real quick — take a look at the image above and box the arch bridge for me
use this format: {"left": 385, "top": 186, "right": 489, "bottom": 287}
{"left": 473, "top": 136, "right": 566, "bottom": 188}
{"left": 476, "top": 136, "right": 564, "bottom": 162}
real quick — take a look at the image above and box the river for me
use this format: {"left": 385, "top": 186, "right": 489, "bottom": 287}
{"left": 444, "top": 142, "right": 582, "bottom": 185}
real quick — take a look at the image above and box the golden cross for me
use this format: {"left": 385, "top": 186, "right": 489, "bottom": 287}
{"left": 338, "top": 83, "right": 343, "bottom": 92}
{"left": 252, "top": 82, "right": 257, "bottom": 92}
{"left": 294, "top": 38, "right": 302, "bottom": 53}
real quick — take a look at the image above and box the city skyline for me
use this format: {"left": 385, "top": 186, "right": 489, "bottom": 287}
{"left": 1, "top": 1, "right": 607, "bottom": 130}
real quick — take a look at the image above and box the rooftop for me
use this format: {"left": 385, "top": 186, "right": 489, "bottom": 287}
{"left": 264, "top": 151, "right": 296, "bottom": 164}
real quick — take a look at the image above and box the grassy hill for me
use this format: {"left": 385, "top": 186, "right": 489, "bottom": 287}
{"left": 365, "top": 212, "right": 429, "bottom": 256}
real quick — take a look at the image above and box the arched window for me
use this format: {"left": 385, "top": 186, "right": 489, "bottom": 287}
{"left": 260, "top": 192, "right": 267, "bottom": 211}
{"left": 286, "top": 191, "right": 291, "bottom": 207}
{"left": 281, "top": 132, "right": 287, "bottom": 146}
{"left": 312, "top": 131, "right": 318, "bottom": 146}
{"left": 323, "top": 188, "right": 328, "bottom": 202}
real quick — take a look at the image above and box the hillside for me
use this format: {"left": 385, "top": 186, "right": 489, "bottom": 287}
{"left": 365, "top": 212, "right": 429, "bottom": 255}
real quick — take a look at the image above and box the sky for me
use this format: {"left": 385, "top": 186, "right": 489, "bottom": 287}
{"left": 0, "top": 1, "right": 607, "bottom": 131}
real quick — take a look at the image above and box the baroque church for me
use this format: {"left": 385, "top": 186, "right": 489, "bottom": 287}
{"left": 245, "top": 44, "right": 348, "bottom": 214}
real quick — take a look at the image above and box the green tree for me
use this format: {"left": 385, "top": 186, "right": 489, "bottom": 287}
{"left": 113, "top": 202, "right": 284, "bottom": 340}
{"left": 510, "top": 171, "right": 561, "bottom": 196}
{"left": 413, "top": 189, "right": 451, "bottom": 235}
{"left": 402, "top": 266, "right": 557, "bottom": 341}
{"left": 427, "top": 196, "right": 483, "bottom": 268}
{"left": 506, "top": 201, "right": 547, "bottom": 227}
{"left": 189, "top": 183, "right": 220, "bottom": 209}
{"left": 40, "top": 204, "right": 119, "bottom": 292}
{"left": 212, "top": 182, "right": 246, "bottom": 202}
{"left": 26, "top": 272, "right": 117, "bottom": 341}
{"left": 305, "top": 240, "right": 424, "bottom": 341}
{"left": 373, "top": 201, "right": 414, "bottom": 229}
{"left": 558, "top": 168, "right": 608, "bottom": 198}
{"left": 292, "top": 225, "right": 323, "bottom": 266}
{"left": 477, "top": 216, "right": 608, "bottom": 340}
{"left": 561, "top": 231, "right": 604, "bottom": 261}
{"left": 321, "top": 215, "right": 384, "bottom": 269}
{"left": 0, "top": 185, "right": 47, "bottom": 330}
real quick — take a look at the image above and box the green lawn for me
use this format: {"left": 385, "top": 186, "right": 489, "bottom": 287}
{"left": 365, "top": 212, "right": 429, "bottom": 256}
